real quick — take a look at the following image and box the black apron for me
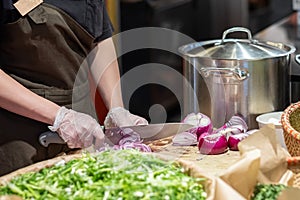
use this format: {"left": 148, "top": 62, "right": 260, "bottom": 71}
{"left": 0, "top": 3, "right": 99, "bottom": 175}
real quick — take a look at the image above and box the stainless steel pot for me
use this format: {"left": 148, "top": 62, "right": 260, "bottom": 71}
{"left": 179, "top": 27, "right": 296, "bottom": 129}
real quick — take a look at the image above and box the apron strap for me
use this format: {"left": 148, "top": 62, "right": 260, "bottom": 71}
{"left": 2, "top": 0, "right": 15, "bottom": 10}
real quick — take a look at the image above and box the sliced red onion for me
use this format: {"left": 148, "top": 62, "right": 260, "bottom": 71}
{"left": 118, "top": 130, "right": 141, "bottom": 145}
{"left": 228, "top": 133, "right": 249, "bottom": 151}
{"left": 172, "top": 132, "right": 197, "bottom": 146}
{"left": 114, "top": 142, "right": 152, "bottom": 152}
{"left": 182, "top": 113, "right": 213, "bottom": 140}
{"left": 198, "top": 133, "right": 228, "bottom": 155}
{"left": 103, "top": 127, "right": 152, "bottom": 152}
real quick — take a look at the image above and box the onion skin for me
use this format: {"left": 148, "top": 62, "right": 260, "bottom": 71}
{"left": 198, "top": 133, "right": 228, "bottom": 155}
{"left": 182, "top": 113, "right": 213, "bottom": 140}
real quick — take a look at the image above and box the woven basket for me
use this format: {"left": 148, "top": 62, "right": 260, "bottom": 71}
{"left": 287, "top": 156, "right": 300, "bottom": 188}
{"left": 281, "top": 102, "right": 300, "bottom": 156}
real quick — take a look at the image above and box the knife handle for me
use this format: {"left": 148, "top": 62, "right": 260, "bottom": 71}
{"left": 39, "top": 131, "right": 65, "bottom": 147}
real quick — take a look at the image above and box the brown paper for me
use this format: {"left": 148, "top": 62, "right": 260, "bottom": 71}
{"left": 214, "top": 178, "right": 246, "bottom": 200}
{"left": 238, "top": 124, "right": 289, "bottom": 183}
{"left": 177, "top": 159, "right": 247, "bottom": 200}
{"left": 218, "top": 124, "right": 298, "bottom": 199}
{"left": 220, "top": 149, "right": 261, "bottom": 198}
{"left": 0, "top": 196, "right": 22, "bottom": 200}
{"left": 277, "top": 187, "right": 300, "bottom": 200}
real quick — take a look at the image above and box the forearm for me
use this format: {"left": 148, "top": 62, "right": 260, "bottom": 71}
{"left": 0, "top": 69, "right": 59, "bottom": 125}
{"left": 90, "top": 38, "right": 124, "bottom": 109}
{"left": 98, "top": 59, "right": 124, "bottom": 109}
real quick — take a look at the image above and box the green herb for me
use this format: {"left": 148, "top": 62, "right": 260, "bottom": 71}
{"left": 0, "top": 150, "right": 207, "bottom": 200}
{"left": 251, "top": 183, "right": 286, "bottom": 200}
{"left": 290, "top": 108, "right": 300, "bottom": 132}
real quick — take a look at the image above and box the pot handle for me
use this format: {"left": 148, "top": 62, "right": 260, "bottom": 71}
{"left": 295, "top": 54, "right": 300, "bottom": 65}
{"left": 220, "top": 27, "right": 256, "bottom": 44}
{"left": 200, "top": 67, "right": 250, "bottom": 81}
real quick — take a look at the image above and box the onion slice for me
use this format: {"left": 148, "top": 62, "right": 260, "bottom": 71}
{"left": 198, "top": 133, "right": 228, "bottom": 155}
{"left": 113, "top": 143, "right": 152, "bottom": 152}
{"left": 224, "top": 115, "right": 248, "bottom": 131}
{"left": 172, "top": 132, "right": 197, "bottom": 146}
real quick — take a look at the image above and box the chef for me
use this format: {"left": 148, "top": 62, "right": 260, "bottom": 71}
{"left": 0, "top": 0, "right": 148, "bottom": 175}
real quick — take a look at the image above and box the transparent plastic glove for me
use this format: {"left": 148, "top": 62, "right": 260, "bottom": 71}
{"left": 104, "top": 107, "right": 148, "bottom": 128}
{"left": 48, "top": 107, "right": 104, "bottom": 149}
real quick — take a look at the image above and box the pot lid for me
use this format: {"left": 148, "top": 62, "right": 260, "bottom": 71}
{"left": 179, "top": 27, "right": 295, "bottom": 60}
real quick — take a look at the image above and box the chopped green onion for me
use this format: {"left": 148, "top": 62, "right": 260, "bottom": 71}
{"left": 0, "top": 150, "right": 207, "bottom": 200}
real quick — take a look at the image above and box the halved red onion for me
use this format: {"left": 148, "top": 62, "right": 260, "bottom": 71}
{"left": 228, "top": 133, "right": 249, "bottom": 151}
{"left": 198, "top": 132, "right": 210, "bottom": 141}
{"left": 182, "top": 113, "right": 213, "bottom": 140}
{"left": 172, "top": 132, "right": 197, "bottom": 146}
{"left": 198, "top": 133, "right": 228, "bottom": 155}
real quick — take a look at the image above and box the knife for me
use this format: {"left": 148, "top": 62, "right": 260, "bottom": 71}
{"left": 39, "top": 123, "right": 194, "bottom": 147}
{"left": 105, "top": 123, "right": 194, "bottom": 143}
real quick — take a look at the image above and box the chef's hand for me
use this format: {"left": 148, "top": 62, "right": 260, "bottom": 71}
{"left": 104, "top": 107, "right": 148, "bottom": 128}
{"left": 48, "top": 107, "right": 104, "bottom": 149}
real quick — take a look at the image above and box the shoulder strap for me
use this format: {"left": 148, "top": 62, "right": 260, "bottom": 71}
{"left": 2, "top": 0, "right": 15, "bottom": 10}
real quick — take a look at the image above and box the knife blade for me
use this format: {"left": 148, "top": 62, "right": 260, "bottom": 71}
{"left": 105, "top": 123, "right": 194, "bottom": 143}
{"left": 39, "top": 123, "right": 194, "bottom": 147}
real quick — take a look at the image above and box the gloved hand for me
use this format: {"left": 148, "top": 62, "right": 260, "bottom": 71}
{"left": 104, "top": 107, "right": 148, "bottom": 128}
{"left": 48, "top": 107, "right": 104, "bottom": 149}
{"left": 103, "top": 107, "right": 148, "bottom": 145}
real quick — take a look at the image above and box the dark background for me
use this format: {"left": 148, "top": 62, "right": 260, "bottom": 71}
{"left": 118, "top": 0, "right": 294, "bottom": 122}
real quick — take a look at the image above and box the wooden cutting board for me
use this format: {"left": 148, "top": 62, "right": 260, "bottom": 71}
{"left": 148, "top": 138, "right": 241, "bottom": 177}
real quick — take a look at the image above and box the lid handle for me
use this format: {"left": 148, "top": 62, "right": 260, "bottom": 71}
{"left": 221, "top": 27, "right": 254, "bottom": 44}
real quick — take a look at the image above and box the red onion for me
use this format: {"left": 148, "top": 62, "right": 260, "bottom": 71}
{"left": 215, "top": 124, "right": 247, "bottom": 139}
{"left": 227, "top": 133, "right": 249, "bottom": 151}
{"left": 198, "top": 133, "right": 228, "bottom": 155}
{"left": 172, "top": 132, "right": 197, "bottom": 146}
{"left": 118, "top": 131, "right": 141, "bottom": 145}
{"left": 103, "top": 127, "right": 152, "bottom": 152}
{"left": 223, "top": 115, "right": 248, "bottom": 131}
{"left": 182, "top": 113, "right": 213, "bottom": 140}
{"left": 214, "top": 115, "right": 248, "bottom": 140}
{"left": 227, "top": 129, "right": 258, "bottom": 151}
{"left": 113, "top": 142, "right": 152, "bottom": 152}
{"left": 198, "top": 132, "right": 210, "bottom": 141}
